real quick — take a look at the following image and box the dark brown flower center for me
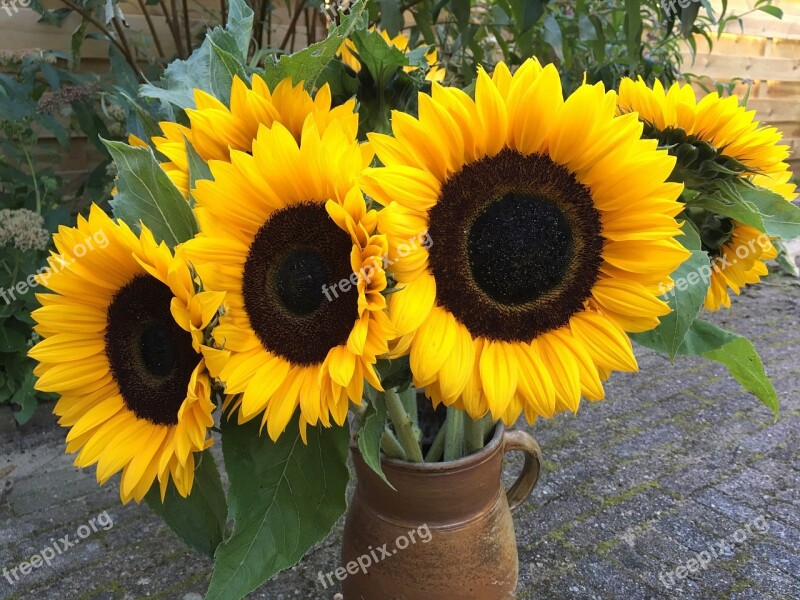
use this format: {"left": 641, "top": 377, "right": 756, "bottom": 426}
{"left": 427, "top": 148, "right": 604, "bottom": 343}
{"left": 242, "top": 202, "right": 358, "bottom": 365}
{"left": 105, "top": 275, "right": 197, "bottom": 426}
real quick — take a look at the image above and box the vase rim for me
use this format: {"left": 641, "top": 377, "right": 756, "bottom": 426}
{"left": 351, "top": 421, "right": 506, "bottom": 474}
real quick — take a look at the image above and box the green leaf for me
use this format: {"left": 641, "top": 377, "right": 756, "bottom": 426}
{"left": 680, "top": 2, "right": 702, "bottom": 37}
{"left": 542, "top": 13, "right": 564, "bottom": 62}
{"left": 624, "top": 0, "right": 643, "bottom": 68}
{"left": 209, "top": 31, "right": 251, "bottom": 105}
{"left": 316, "top": 59, "right": 360, "bottom": 99}
{"left": 632, "top": 245, "right": 711, "bottom": 359}
{"left": 687, "top": 183, "right": 800, "bottom": 241}
{"left": 376, "top": 355, "right": 412, "bottom": 392}
{"left": 578, "top": 14, "right": 597, "bottom": 41}
{"left": 185, "top": 137, "right": 214, "bottom": 206}
{"left": 11, "top": 370, "right": 37, "bottom": 425}
{"left": 380, "top": 0, "right": 403, "bottom": 37}
{"left": 681, "top": 319, "right": 778, "bottom": 418}
{"left": 350, "top": 28, "right": 408, "bottom": 89}
{"left": 261, "top": 0, "right": 368, "bottom": 89}
{"left": 412, "top": 2, "right": 436, "bottom": 44}
{"left": 140, "top": 45, "right": 212, "bottom": 111}
{"left": 207, "top": 414, "right": 350, "bottom": 600}
{"left": 70, "top": 19, "right": 88, "bottom": 70}
{"left": 225, "top": 0, "right": 255, "bottom": 57}
{"left": 775, "top": 240, "right": 799, "bottom": 277}
{"left": 0, "top": 319, "right": 28, "bottom": 353}
{"left": 114, "top": 90, "right": 163, "bottom": 143}
{"left": 588, "top": 14, "right": 606, "bottom": 63}
{"left": 744, "top": 187, "right": 800, "bottom": 241}
{"left": 357, "top": 394, "right": 393, "bottom": 488}
{"left": 451, "top": 0, "right": 470, "bottom": 34}
{"left": 139, "top": 0, "right": 253, "bottom": 111}
{"left": 105, "top": 140, "right": 199, "bottom": 247}
{"left": 144, "top": 450, "right": 228, "bottom": 557}
{"left": 758, "top": 5, "right": 783, "bottom": 19}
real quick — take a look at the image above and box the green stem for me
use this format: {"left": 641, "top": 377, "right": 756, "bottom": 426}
{"left": 384, "top": 387, "right": 424, "bottom": 462}
{"left": 443, "top": 406, "right": 464, "bottom": 462}
{"left": 380, "top": 427, "right": 406, "bottom": 460}
{"left": 424, "top": 423, "right": 446, "bottom": 462}
{"left": 23, "top": 149, "right": 42, "bottom": 215}
{"left": 464, "top": 414, "right": 490, "bottom": 455}
{"left": 398, "top": 387, "right": 418, "bottom": 429}
{"left": 350, "top": 401, "right": 367, "bottom": 422}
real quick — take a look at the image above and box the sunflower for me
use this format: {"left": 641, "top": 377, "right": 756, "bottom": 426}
{"left": 338, "top": 28, "right": 445, "bottom": 82}
{"left": 182, "top": 118, "right": 394, "bottom": 441}
{"left": 361, "top": 59, "right": 690, "bottom": 424}
{"left": 28, "top": 206, "right": 224, "bottom": 504}
{"left": 617, "top": 78, "right": 797, "bottom": 310}
{"left": 704, "top": 223, "right": 778, "bottom": 310}
{"left": 151, "top": 76, "right": 358, "bottom": 196}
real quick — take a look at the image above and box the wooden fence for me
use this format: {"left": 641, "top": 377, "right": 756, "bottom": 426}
{"left": 683, "top": 0, "right": 800, "bottom": 175}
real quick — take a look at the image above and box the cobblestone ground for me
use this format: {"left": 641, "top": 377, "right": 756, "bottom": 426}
{"left": 1, "top": 273, "right": 798, "bottom": 600}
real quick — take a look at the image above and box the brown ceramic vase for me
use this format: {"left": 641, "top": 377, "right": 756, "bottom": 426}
{"left": 341, "top": 423, "right": 542, "bottom": 599}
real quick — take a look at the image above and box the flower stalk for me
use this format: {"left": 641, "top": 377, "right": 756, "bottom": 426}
{"left": 443, "top": 406, "right": 465, "bottom": 461}
{"left": 384, "top": 387, "right": 424, "bottom": 462}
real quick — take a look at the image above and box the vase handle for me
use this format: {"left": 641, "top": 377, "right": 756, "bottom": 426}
{"left": 502, "top": 429, "right": 542, "bottom": 512}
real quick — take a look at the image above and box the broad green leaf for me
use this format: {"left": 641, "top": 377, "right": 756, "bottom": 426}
{"left": 357, "top": 394, "right": 392, "bottom": 487}
{"left": 209, "top": 31, "right": 251, "bottom": 105}
{"left": 261, "top": 0, "right": 368, "bottom": 89}
{"left": 350, "top": 28, "right": 408, "bottom": 88}
{"left": 140, "top": 45, "right": 212, "bottom": 111}
{"left": 185, "top": 137, "right": 214, "bottom": 206}
{"left": 632, "top": 222, "right": 710, "bottom": 358}
{"left": 380, "top": 0, "right": 403, "bottom": 37}
{"left": 632, "top": 249, "right": 711, "bottom": 359}
{"left": 226, "top": 0, "right": 255, "bottom": 57}
{"left": 744, "top": 186, "right": 800, "bottom": 241}
{"left": 139, "top": 0, "right": 253, "bottom": 111}
{"left": 207, "top": 414, "right": 350, "bottom": 600}
{"left": 114, "top": 90, "right": 164, "bottom": 143}
{"left": 144, "top": 450, "right": 228, "bottom": 557}
{"left": 105, "top": 140, "right": 199, "bottom": 247}
{"left": 316, "top": 59, "right": 360, "bottom": 98}
{"left": 376, "top": 355, "right": 412, "bottom": 392}
{"left": 687, "top": 184, "right": 800, "bottom": 241}
{"left": 679, "top": 319, "right": 778, "bottom": 418}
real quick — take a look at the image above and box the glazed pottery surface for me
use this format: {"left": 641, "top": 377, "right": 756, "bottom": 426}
{"left": 341, "top": 424, "right": 541, "bottom": 599}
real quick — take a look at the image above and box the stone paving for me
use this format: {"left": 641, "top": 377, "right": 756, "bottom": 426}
{"left": 0, "top": 272, "right": 798, "bottom": 600}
